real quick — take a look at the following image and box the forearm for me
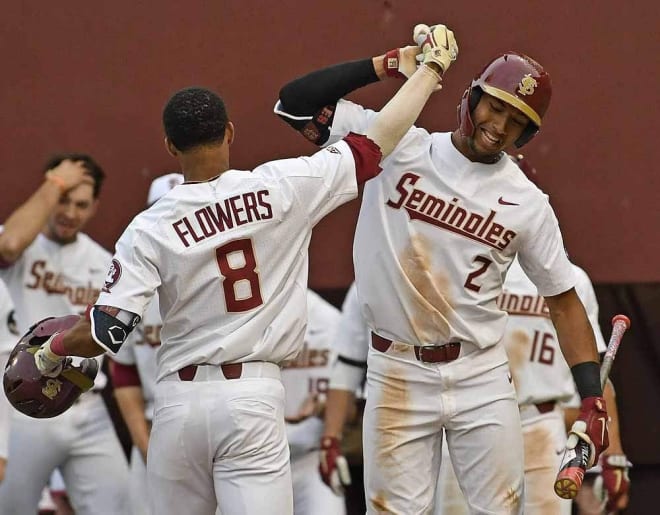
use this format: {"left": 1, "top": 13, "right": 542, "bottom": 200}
{"left": 547, "top": 290, "right": 600, "bottom": 368}
{"left": 603, "top": 380, "right": 624, "bottom": 454}
{"left": 0, "top": 180, "right": 62, "bottom": 262}
{"left": 60, "top": 318, "right": 106, "bottom": 357}
{"left": 114, "top": 386, "right": 150, "bottom": 456}
{"left": 278, "top": 58, "right": 380, "bottom": 117}
{"left": 322, "top": 388, "right": 356, "bottom": 439}
{"left": 365, "top": 64, "right": 441, "bottom": 158}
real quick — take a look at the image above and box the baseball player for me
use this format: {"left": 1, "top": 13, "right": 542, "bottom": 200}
{"left": 282, "top": 288, "right": 346, "bottom": 515}
{"left": 25, "top": 44, "right": 451, "bottom": 515}
{"left": 109, "top": 172, "right": 184, "bottom": 515}
{"left": 276, "top": 26, "right": 609, "bottom": 513}
{"left": 0, "top": 154, "right": 129, "bottom": 514}
{"left": 0, "top": 279, "right": 19, "bottom": 483}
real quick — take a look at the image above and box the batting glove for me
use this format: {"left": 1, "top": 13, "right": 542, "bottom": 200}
{"left": 33, "top": 333, "right": 67, "bottom": 377}
{"left": 319, "top": 436, "right": 351, "bottom": 495}
{"left": 568, "top": 396, "right": 609, "bottom": 468}
{"left": 601, "top": 454, "right": 631, "bottom": 512}
{"left": 413, "top": 23, "right": 459, "bottom": 74}
{"left": 383, "top": 46, "right": 422, "bottom": 80}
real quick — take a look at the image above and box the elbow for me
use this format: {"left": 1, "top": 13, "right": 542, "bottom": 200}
{"left": 0, "top": 237, "right": 22, "bottom": 265}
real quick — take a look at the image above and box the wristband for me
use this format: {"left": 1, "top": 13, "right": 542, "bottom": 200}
{"left": 45, "top": 172, "right": 67, "bottom": 194}
{"left": 383, "top": 49, "right": 405, "bottom": 79}
{"left": 571, "top": 361, "right": 602, "bottom": 398}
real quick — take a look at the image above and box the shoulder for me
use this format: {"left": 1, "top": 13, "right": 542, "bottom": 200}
{"left": 77, "top": 233, "right": 112, "bottom": 260}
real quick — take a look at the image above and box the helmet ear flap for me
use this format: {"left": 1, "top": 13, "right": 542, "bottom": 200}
{"left": 514, "top": 123, "right": 540, "bottom": 148}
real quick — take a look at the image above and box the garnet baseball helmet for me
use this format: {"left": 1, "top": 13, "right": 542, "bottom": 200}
{"left": 458, "top": 52, "right": 552, "bottom": 148}
{"left": 3, "top": 315, "right": 98, "bottom": 418}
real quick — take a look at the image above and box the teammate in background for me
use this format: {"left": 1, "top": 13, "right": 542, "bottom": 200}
{"left": 282, "top": 289, "right": 345, "bottom": 515}
{"left": 0, "top": 280, "right": 19, "bottom": 483}
{"left": 276, "top": 26, "right": 609, "bottom": 513}
{"left": 0, "top": 154, "right": 129, "bottom": 514}
{"left": 109, "top": 172, "right": 184, "bottom": 515}
{"left": 24, "top": 30, "right": 452, "bottom": 515}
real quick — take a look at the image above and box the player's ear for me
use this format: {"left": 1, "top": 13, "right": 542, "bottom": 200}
{"left": 164, "top": 137, "right": 178, "bottom": 157}
{"left": 225, "top": 122, "right": 235, "bottom": 146}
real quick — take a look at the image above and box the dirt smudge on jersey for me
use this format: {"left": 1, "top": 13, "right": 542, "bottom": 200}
{"left": 504, "top": 329, "right": 529, "bottom": 390}
{"left": 523, "top": 420, "right": 556, "bottom": 471}
{"left": 503, "top": 487, "right": 521, "bottom": 511}
{"left": 370, "top": 491, "right": 391, "bottom": 514}
{"left": 400, "top": 234, "right": 453, "bottom": 342}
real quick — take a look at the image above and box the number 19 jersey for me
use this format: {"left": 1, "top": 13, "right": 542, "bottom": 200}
{"left": 96, "top": 142, "right": 358, "bottom": 380}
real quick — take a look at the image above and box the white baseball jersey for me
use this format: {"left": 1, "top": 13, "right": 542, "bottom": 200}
{"left": 111, "top": 295, "right": 162, "bottom": 419}
{"left": 327, "top": 100, "right": 575, "bottom": 348}
{"left": 500, "top": 258, "right": 607, "bottom": 405}
{"left": 0, "top": 231, "right": 111, "bottom": 389}
{"left": 0, "top": 279, "right": 18, "bottom": 353}
{"left": 282, "top": 289, "right": 340, "bottom": 457}
{"left": 96, "top": 142, "right": 358, "bottom": 379}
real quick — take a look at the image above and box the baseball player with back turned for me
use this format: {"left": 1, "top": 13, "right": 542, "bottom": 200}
{"left": 23, "top": 34, "right": 451, "bottom": 515}
{"left": 276, "top": 24, "right": 609, "bottom": 514}
{"left": 109, "top": 172, "right": 184, "bottom": 515}
{"left": 0, "top": 154, "right": 129, "bottom": 514}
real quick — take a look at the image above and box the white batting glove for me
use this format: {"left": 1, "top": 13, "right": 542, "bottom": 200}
{"left": 319, "top": 436, "right": 351, "bottom": 495}
{"left": 413, "top": 23, "right": 459, "bottom": 74}
{"left": 34, "top": 333, "right": 67, "bottom": 377}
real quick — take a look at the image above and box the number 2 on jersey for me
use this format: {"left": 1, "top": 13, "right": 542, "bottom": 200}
{"left": 215, "top": 238, "right": 263, "bottom": 312}
{"left": 464, "top": 256, "right": 493, "bottom": 292}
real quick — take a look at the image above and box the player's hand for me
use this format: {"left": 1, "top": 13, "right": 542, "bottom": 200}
{"left": 413, "top": 23, "right": 458, "bottom": 75}
{"left": 33, "top": 333, "right": 68, "bottom": 377}
{"left": 567, "top": 396, "right": 609, "bottom": 468}
{"left": 46, "top": 159, "right": 93, "bottom": 191}
{"left": 383, "top": 46, "right": 422, "bottom": 80}
{"left": 319, "top": 436, "right": 351, "bottom": 495}
{"left": 601, "top": 454, "right": 631, "bottom": 512}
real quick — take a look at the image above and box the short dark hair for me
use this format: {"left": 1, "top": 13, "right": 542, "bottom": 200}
{"left": 162, "top": 87, "right": 228, "bottom": 152}
{"left": 42, "top": 153, "right": 105, "bottom": 198}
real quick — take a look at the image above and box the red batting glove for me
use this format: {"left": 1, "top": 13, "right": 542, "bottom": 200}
{"left": 601, "top": 454, "right": 631, "bottom": 512}
{"left": 319, "top": 436, "right": 351, "bottom": 495}
{"left": 568, "top": 397, "right": 609, "bottom": 468}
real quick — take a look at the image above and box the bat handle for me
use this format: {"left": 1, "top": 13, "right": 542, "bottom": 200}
{"left": 554, "top": 438, "right": 591, "bottom": 499}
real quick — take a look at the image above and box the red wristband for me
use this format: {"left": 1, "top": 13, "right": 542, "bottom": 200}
{"left": 383, "top": 49, "right": 405, "bottom": 79}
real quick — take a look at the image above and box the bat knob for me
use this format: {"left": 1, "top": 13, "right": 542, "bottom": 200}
{"left": 612, "top": 314, "right": 631, "bottom": 329}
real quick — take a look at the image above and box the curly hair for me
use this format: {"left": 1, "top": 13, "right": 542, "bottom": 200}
{"left": 162, "top": 87, "right": 229, "bottom": 152}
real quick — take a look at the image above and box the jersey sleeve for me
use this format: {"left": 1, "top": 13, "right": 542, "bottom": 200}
{"left": 517, "top": 197, "right": 576, "bottom": 297}
{"left": 254, "top": 139, "right": 359, "bottom": 227}
{"left": 0, "top": 281, "right": 17, "bottom": 354}
{"left": 326, "top": 99, "right": 377, "bottom": 146}
{"left": 95, "top": 219, "right": 160, "bottom": 318}
{"left": 573, "top": 265, "right": 607, "bottom": 353}
{"left": 332, "top": 283, "right": 370, "bottom": 363}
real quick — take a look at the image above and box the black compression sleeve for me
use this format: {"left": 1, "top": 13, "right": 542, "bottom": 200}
{"left": 278, "top": 58, "right": 379, "bottom": 117}
{"left": 571, "top": 361, "right": 603, "bottom": 398}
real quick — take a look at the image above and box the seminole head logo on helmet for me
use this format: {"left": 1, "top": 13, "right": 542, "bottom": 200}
{"left": 457, "top": 52, "right": 552, "bottom": 148}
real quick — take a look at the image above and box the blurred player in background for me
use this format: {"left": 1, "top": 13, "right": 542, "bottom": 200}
{"left": 282, "top": 289, "right": 345, "bottom": 515}
{"left": 277, "top": 25, "right": 610, "bottom": 513}
{"left": 25, "top": 53, "right": 446, "bottom": 515}
{"left": 110, "top": 172, "right": 184, "bottom": 515}
{"left": 0, "top": 154, "right": 129, "bottom": 514}
{"left": 0, "top": 280, "right": 19, "bottom": 483}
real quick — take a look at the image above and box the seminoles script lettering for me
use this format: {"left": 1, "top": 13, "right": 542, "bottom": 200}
{"left": 386, "top": 173, "right": 517, "bottom": 250}
{"left": 27, "top": 260, "right": 101, "bottom": 306}
{"left": 173, "top": 190, "right": 273, "bottom": 248}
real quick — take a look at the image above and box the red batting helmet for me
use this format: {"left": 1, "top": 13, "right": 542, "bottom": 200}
{"left": 3, "top": 316, "right": 98, "bottom": 418}
{"left": 458, "top": 52, "right": 552, "bottom": 148}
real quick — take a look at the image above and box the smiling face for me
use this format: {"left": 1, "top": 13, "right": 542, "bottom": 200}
{"left": 455, "top": 92, "right": 533, "bottom": 164}
{"left": 44, "top": 183, "right": 98, "bottom": 244}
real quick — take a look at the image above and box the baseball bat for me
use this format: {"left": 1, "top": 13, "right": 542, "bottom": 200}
{"left": 553, "top": 314, "right": 631, "bottom": 500}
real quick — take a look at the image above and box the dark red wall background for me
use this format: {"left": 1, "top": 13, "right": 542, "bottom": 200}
{"left": 1, "top": 1, "right": 657, "bottom": 287}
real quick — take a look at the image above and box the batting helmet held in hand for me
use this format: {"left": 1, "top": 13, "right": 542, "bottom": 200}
{"left": 458, "top": 52, "right": 552, "bottom": 148}
{"left": 3, "top": 315, "right": 98, "bottom": 418}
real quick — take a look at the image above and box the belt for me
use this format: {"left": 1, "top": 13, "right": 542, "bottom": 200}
{"left": 519, "top": 400, "right": 557, "bottom": 421}
{"left": 165, "top": 361, "right": 281, "bottom": 382}
{"left": 371, "top": 333, "right": 461, "bottom": 363}
{"left": 533, "top": 401, "right": 557, "bottom": 414}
